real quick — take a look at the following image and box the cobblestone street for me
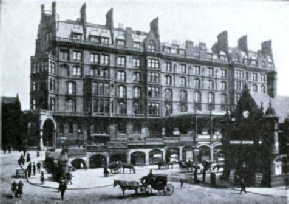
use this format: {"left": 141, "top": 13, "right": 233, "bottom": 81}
{"left": 0, "top": 151, "right": 287, "bottom": 203}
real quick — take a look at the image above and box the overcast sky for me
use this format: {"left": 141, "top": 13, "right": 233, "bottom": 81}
{"left": 1, "top": 0, "right": 289, "bottom": 110}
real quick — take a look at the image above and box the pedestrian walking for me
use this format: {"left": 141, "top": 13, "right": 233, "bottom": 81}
{"left": 23, "top": 148, "right": 27, "bottom": 157}
{"left": 41, "top": 172, "right": 45, "bottom": 185}
{"left": 37, "top": 161, "right": 42, "bottom": 173}
{"left": 8, "top": 146, "right": 11, "bottom": 153}
{"left": 3, "top": 146, "right": 7, "bottom": 154}
{"left": 11, "top": 180, "right": 17, "bottom": 197}
{"left": 58, "top": 180, "right": 67, "bottom": 200}
{"left": 240, "top": 178, "right": 247, "bottom": 194}
{"left": 180, "top": 179, "right": 184, "bottom": 188}
{"left": 16, "top": 181, "right": 24, "bottom": 197}
{"left": 27, "top": 162, "right": 32, "bottom": 178}
{"left": 26, "top": 152, "right": 31, "bottom": 163}
{"left": 33, "top": 162, "right": 36, "bottom": 176}
{"left": 66, "top": 172, "right": 73, "bottom": 185}
{"left": 36, "top": 150, "right": 40, "bottom": 157}
{"left": 104, "top": 166, "right": 109, "bottom": 177}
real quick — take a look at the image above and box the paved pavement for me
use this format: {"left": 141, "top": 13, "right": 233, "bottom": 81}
{"left": 1, "top": 150, "right": 288, "bottom": 201}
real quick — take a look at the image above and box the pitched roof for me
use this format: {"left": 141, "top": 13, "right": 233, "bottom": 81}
{"left": 1, "top": 97, "right": 17, "bottom": 104}
{"left": 251, "top": 93, "right": 289, "bottom": 123}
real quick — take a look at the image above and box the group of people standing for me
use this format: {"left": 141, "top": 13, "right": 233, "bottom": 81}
{"left": 3, "top": 146, "right": 12, "bottom": 154}
{"left": 11, "top": 180, "right": 24, "bottom": 197}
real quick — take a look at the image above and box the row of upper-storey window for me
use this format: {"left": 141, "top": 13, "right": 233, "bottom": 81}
{"left": 32, "top": 60, "right": 56, "bottom": 74}
{"left": 234, "top": 69, "right": 267, "bottom": 82}
{"left": 234, "top": 81, "right": 266, "bottom": 93}
{"left": 232, "top": 56, "right": 274, "bottom": 68}
{"left": 31, "top": 97, "right": 55, "bottom": 111}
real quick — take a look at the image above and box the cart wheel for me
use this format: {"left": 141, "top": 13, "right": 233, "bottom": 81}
{"left": 139, "top": 186, "right": 146, "bottom": 194}
{"left": 145, "top": 187, "right": 152, "bottom": 195}
{"left": 164, "top": 183, "right": 174, "bottom": 196}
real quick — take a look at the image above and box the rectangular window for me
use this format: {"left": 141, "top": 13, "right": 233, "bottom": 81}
{"left": 147, "top": 58, "right": 159, "bottom": 69}
{"left": 100, "top": 55, "right": 109, "bottom": 65}
{"left": 117, "top": 71, "right": 126, "bottom": 81}
{"left": 148, "top": 72, "right": 159, "bottom": 83}
{"left": 148, "top": 102, "right": 160, "bottom": 116}
{"left": 234, "top": 81, "right": 244, "bottom": 90}
{"left": 133, "top": 58, "right": 140, "bottom": 67}
{"left": 73, "top": 51, "right": 82, "bottom": 61}
{"left": 32, "top": 99, "right": 36, "bottom": 110}
{"left": 181, "top": 64, "right": 186, "bottom": 73}
{"left": 133, "top": 72, "right": 140, "bottom": 81}
{"left": 60, "top": 49, "right": 69, "bottom": 61}
{"left": 50, "top": 98, "right": 55, "bottom": 111}
{"left": 221, "top": 69, "right": 227, "bottom": 78}
{"left": 165, "top": 62, "right": 172, "bottom": 72}
{"left": 117, "top": 56, "right": 126, "bottom": 66}
{"left": 90, "top": 53, "right": 99, "bottom": 63}
{"left": 66, "top": 100, "right": 75, "bottom": 112}
{"left": 234, "top": 70, "right": 244, "bottom": 78}
{"left": 72, "top": 67, "right": 81, "bottom": 76}
{"left": 208, "top": 67, "right": 214, "bottom": 76}
{"left": 148, "top": 86, "right": 159, "bottom": 98}
{"left": 253, "top": 73, "right": 258, "bottom": 81}
{"left": 100, "top": 69, "right": 108, "bottom": 77}
{"left": 117, "top": 40, "right": 125, "bottom": 47}
{"left": 101, "top": 37, "right": 109, "bottom": 45}
{"left": 89, "top": 36, "right": 99, "bottom": 42}
{"left": 179, "top": 49, "right": 185, "bottom": 55}
{"left": 69, "top": 123, "right": 73, "bottom": 133}
{"left": 133, "top": 42, "right": 141, "bottom": 50}
{"left": 194, "top": 66, "right": 200, "bottom": 75}
{"left": 261, "top": 74, "right": 266, "bottom": 82}
{"left": 72, "top": 33, "right": 82, "bottom": 40}
{"left": 245, "top": 72, "right": 249, "bottom": 80}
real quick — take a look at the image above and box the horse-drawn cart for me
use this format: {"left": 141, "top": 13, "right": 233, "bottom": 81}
{"left": 114, "top": 174, "right": 174, "bottom": 197}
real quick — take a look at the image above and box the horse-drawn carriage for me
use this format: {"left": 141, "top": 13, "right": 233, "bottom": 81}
{"left": 108, "top": 161, "right": 135, "bottom": 174}
{"left": 114, "top": 174, "right": 174, "bottom": 197}
{"left": 157, "top": 160, "right": 174, "bottom": 169}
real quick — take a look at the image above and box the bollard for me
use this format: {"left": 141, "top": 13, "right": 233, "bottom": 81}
{"left": 210, "top": 172, "right": 216, "bottom": 186}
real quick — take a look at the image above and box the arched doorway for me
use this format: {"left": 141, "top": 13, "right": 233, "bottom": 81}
{"left": 89, "top": 154, "right": 106, "bottom": 168}
{"left": 110, "top": 154, "right": 127, "bottom": 163}
{"left": 71, "top": 158, "right": 86, "bottom": 169}
{"left": 43, "top": 119, "right": 55, "bottom": 147}
{"left": 198, "top": 145, "right": 210, "bottom": 162}
{"left": 166, "top": 148, "right": 179, "bottom": 163}
{"left": 182, "top": 146, "right": 194, "bottom": 162}
{"left": 149, "top": 149, "right": 163, "bottom": 164}
{"left": 131, "top": 151, "right": 146, "bottom": 166}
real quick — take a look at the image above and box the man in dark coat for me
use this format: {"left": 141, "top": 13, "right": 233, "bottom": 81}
{"left": 26, "top": 152, "right": 31, "bottom": 163}
{"left": 37, "top": 161, "right": 42, "bottom": 173}
{"left": 11, "top": 180, "right": 17, "bottom": 197}
{"left": 33, "top": 162, "right": 36, "bottom": 176}
{"left": 16, "top": 181, "right": 24, "bottom": 197}
{"left": 239, "top": 162, "right": 248, "bottom": 194}
{"left": 27, "top": 162, "right": 32, "bottom": 178}
{"left": 58, "top": 180, "right": 67, "bottom": 200}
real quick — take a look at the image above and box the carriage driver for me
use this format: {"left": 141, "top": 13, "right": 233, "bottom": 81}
{"left": 145, "top": 169, "right": 155, "bottom": 186}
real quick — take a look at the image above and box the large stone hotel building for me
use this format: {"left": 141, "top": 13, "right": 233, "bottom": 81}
{"left": 29, "top": 2, "right": 279, "bottom": 167}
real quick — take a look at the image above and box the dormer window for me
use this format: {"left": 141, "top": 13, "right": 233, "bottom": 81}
{"left": 117, "top": 40, "right": 125, "bottom": 47}
{"left": 148, "top": 41, "right": 155, "bottom": 52}
{"left": 251, "top": 60, "right": 257, "bottom": 66}
{"left": 89, "top": 35, "right": 99, "bottom": 43}
{"left": 179, "top": 49, "right": 185, "bottom": 55}
{"left": 233, "top": 54, "right": 239, "bottom": 62}
{"left": 101, "top": 37, "right": 109, "bottom": 45}
{"left": 207, "top": 53, "right": 213, "bottom": 60}
{"left": 133, "top": 42, "right": 141, "bottom": 50}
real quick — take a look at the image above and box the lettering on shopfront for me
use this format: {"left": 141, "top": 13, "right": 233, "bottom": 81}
{"left": 230, "top": 140, "right": 254, "bottom": 145}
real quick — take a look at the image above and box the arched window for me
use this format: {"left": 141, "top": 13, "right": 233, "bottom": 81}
{"left": 221, "top": 81, "right": 227, "bottom": 90}
{"left": 195, "top": 91, "right": 201, "bottom": 103}
{"left": 165, "top": 75, "right": 172, "bottom": 85}
{"left": 261, "top": 85, "right": 266, "bottom": 93}
{"left": 194, "top": 78, "right": 200, "bottom": 89}
{"left": 180, "top": 77, "right": 186, "bottom": 87}
{"left": 165, "top": 89, "right": 172, "bottom": 101}
{"left": 208, "top": 80, "right": 214, "bottom": 89}
{"left": 180, "top": 90, "right": 187, "bottom": 102}
{"left": 118, "top": 85, "right": 127, "bottom": 98}
{"left": 67, "top": 81, "right": 76, "bottom": 95}
{"left": 134, "top": 103, "right": 141, "bottom": 115}
{"left": 208, "top": 92, "right": 214, "bottom": 103}
{"left": 133, "top": 87, "right": 141, "bottom": 98}
{"left": 117, "top": 70, "right": 126, "bottom": 81}
{"left": 165, "top": 104, "right": 172, "bottom": 116}
{"left": 148, "top": 40, "right": 155, "bottom": 51}
{"left": 72, "top": 66, "right": 81, "bottom": 76}
{"left": 252, "top": 84, "right": 258, "bottom": 92}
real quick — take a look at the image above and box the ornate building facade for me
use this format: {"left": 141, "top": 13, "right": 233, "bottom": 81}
{"left": 30, "top": 2, "right": 278, "bottom": 167}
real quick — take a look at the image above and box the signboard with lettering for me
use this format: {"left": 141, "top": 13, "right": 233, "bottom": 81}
{"left": 229, "top": 169, "right": 236, "bottom": 184}
{"left": 230, "top": 140, "right": 254, "bottom": 145}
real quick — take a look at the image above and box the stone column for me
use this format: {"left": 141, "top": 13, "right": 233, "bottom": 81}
{"left": 162, "top": 149, "right": 166, "bottom": 161}
{"left": 127, "top": 150, "right": 131, "bottom": 164}
{"left": 145, "top": 151, "right": 149, "bottom": 165}
{"left": 210, "top": 146, "right": 214, "bottom": 162}
{"left": 39, "top": 128, "right": 44, "bottom": 150}
{"left": 179, "top": 146, "right": 183, "bottom": 161}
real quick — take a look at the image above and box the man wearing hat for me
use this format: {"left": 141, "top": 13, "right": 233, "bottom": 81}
{"left": 58, "top": 180, "right": 67, "bottom": 200}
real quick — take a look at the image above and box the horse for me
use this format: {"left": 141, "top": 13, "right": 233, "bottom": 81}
{"left": 158, "top": 160, "right": 174, "bottom": 169}
{"left": 179, "top": 161, "right": 194, "bottom": 172}
{"left": 122, "top": 163, "right": 135, "bottom": 174}
{"left": 212, "top": 163, "right": 225, "bottom": 173}
{"left": 108, "top": 161, "right": 122, "bottom": 174}
{"left": 114, "top": 180, "right": 140, "bottom": 197}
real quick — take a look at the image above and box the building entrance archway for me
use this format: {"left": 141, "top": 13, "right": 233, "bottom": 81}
{"left": 198, "top": 145, "right": 210, "bottom": 162}
{"left": 89, "top": 154, "right": 107, "bottom": 168}
{"left": 43, "top": 119, "right": 55, "bottom": 148}
{"left": 110, "top": 154, "right": 127, "bottom": 163}
{"left": 131, "top": 151, "right": 146, "bottom": 166}
{"left": 149, "top": 149, "right": 163, "bottom": 164}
